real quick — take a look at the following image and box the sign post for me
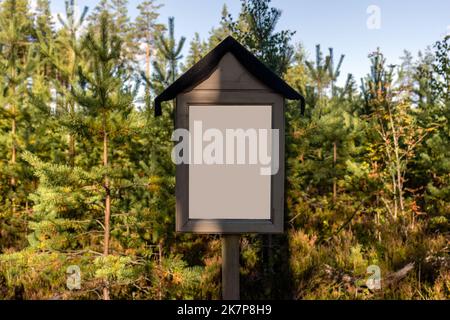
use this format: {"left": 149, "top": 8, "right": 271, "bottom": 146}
{"left": 222, "top": 235, "right": 240, "bottom": 300}
{"left": 154, "top": 36, "right": 303, "bottom": 300}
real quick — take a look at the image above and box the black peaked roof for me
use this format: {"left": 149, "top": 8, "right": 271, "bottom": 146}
{"left": 154, "top": 36, "right": 304, "bottom": 116}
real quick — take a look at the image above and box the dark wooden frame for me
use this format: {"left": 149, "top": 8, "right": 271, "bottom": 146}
{"left": 175, "top": 90, "right": 285, "bottom": 234}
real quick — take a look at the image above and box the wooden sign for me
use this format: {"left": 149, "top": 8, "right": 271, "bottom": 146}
{"left": 154, "top": 36, "right": 303, "bottom": 299}
{"left": 154, "top": 36, "right": 303, "bottom": 234}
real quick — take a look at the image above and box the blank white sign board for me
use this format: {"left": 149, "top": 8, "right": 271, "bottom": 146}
{"left": 188, "top": 105, "right": 272, "bottom": 220}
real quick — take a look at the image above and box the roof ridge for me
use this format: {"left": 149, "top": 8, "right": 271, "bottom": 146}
{"left": 154, "top": 36, "right": 304, "bottom": 116}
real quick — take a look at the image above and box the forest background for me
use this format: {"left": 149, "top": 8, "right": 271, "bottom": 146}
{"left": 0, "top": 0, "right": 448, "bottom": 300}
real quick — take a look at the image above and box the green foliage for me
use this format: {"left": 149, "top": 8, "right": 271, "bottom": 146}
{"left": 208, "top": 4, "right": 231, "bottom": 49}
{"left": 432, "top": 36, "right": 450, "bottom": 102}
{"left": 183, "top": 32, "right": 208, "bottom": 71}
{"left": 360, "top": 48, "right": 395, "bottom": 114}
{"left": 134, "top": 0, "right": 163, "bottom": 45}
{"left": 0, "top": 0, "right": 449, "bottom": 301}
{"left": 224, "top": 0, "right": 295, "bottom": 76}
{"left": 153, "top": 17, "right": 186, "bottom": 84}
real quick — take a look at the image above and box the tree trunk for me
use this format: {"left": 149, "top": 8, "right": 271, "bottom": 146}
{"left": 68, "top": 99, "right": 76, "bottom": 167}
{"left": 10, "top": 65, "right": 17, "bottom": 210}
{"left": 375, "top": 195, "right": 381, "bottom": 242}
{"left": 317, "top": 82, "right": 322, "bottom": 118}
{"left": 392, "top": 172, "right": 398, "bottom": 220}
{"left": 222, "top": 235, "right": 240, "bottom": 300}
{"left": 146, "top": 43, "right": 150, "bottom": 79}
{"left": 171, "top": 60, "right": 176, "bottom": 83}
{"left": 145, "top": 42, "right": 151, "bottom": 99}
{"left": 11, "top": 113, "right": 16, "bottom": 214}
{"left": 69, "top": 133, "right": 75, "bottom": 167}
{"left": 103, "top": 117, "right": 111, "bottom": 300}
{"left": 333, "top": 141, "right": 337, "bottom": 204}
{"left": 388, "top": 105, "right": 404, "bottom": 214}
{"left": 158, "top": 242, "right": 162, "bottom": 300}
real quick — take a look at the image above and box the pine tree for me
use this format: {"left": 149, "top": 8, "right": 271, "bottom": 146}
{"left": 0, "top": 0, "right": 36, "bottom": 215}
{"left": 111, "top": 0, "right": 138, "bottom": 67}
{"left": 398, "top": 51, "right": 414, "bottom": 88}
{"left": 33, "top": 0, "right": 56, "bottom": 86}
{"left": 305, "top": 44, "right": 331, "bottom": 116}
{"left": 134, "top": 0, "right": 164, "bottom": 107}
{"left": 284, "top": 44, "right": 308, "bottom": 115}
{"left": 154, "top": 17, "right": 186, "bottom": 83}
{"left": 183, "top": 32, "right": 208, "bottom": 70}
{"left": 110, "top": 0, "right": 129, "bottom": 31}
{"left": 88, "top": 0, "right": 111, "bottom": 24}
{"left": 208, "top": 4, "right": 231, "bottom": 48}
{"left": 90, "top": 0, "right": 136, "bottom": 68}
{"left": 340, "top": 73, "right": 358, "bottom": 102}
{"left": 34, "top": 0, "right": 54, "bottom": 38}
{"left": 70, "top": 12, "right": 138, "bottom": 299}
{"left": 328, "top": 47, "right": 345, "bottom": 97}
{"left": 414, "top": 36, "right": 450, "bottom": 230}
{"left": 327, "top": 48, "right": 345, "bottom": 202}
{"left": 432, "top": 35, "right": 450, "bottom": 102}
{"left": 414, "top": 50, "right": 436, "bottom": 109}
{"left": 360, "top": 48, "right": 395, "bottom": 115}
{"left": 57, "top": 0, "right": 89, "bottom": 37}
{"left": 225, "top": 0, "right": 295, "bottom": 75}
{"left": 39, "top": 0, "right": 89, "bottom": 166}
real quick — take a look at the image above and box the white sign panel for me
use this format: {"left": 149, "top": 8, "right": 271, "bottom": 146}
{"left": 188, "top": 105, "right": 272, "bottom": 220}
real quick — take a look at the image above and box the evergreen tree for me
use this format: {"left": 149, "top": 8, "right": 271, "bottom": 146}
{"left": 284, "top": 44, "right": 308, "bottom": 115}
{"left": 360, "top": 48, "right": 395, "bottom": 115}
{"left": 340, "top": 73, "right": 358, "bottom": 102}
{"left": 33, "top": 0, "right": 55, "bottom": 85}
{"left": 41, "top": 0, "right": 89, "bottom": 166}
{"left": 328, "top": 47, "right": 345, "bottom": 97}
{"left": 34, "top": 0, "right": 54, "bottom": 39}
{"left": 305, "top": 44, "right": 331, "bottom": 115}
{"left": 225, "top": 0, "right": 295, "bottom": 75}
{"left": 110, "top": 0, "right": 129, "bottom": 31}
{"left": 432, "top": 35, "right": 450, "bottom": 102}
{"left": 134, "top": 0, "right": 163, "bottom": 107}
{"left": 88, "top": 0, "right": 111, "bottom": 23}
{"left": 183, "top": 32, "right": 208, "bottom": 71}
{"left": 414, "top": 36, "right": 450, "bottom": 231}
{"left": 57, "top": 0, "right": 89, "bottom": 37}
{"left": 328, "top": 48, "right": 345, "bottom": 201}
{"left": 90, "top": 0, "right": 137, "bottom": 68}
{"left": 0, "top": 0, "right": 36, "bottom": 219}
{"left": 414, "top": 50, "right": 436, "bottom": 109}
{"left": 208, "top": 4, "right": 231, "bottom": 48}
{"left": 398, "top": 50, "right": 415, "bottom": 89}
{"left": 70, "top": 11, "right": 139, "bottom": 299}
{"left": 110, "top": 0, "right": 137, "bottom": 66}
{"left": 154, "top": 17, "right": 186, "bottom": 83}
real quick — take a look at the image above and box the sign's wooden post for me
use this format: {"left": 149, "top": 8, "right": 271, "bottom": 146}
{"left": 154, "top": 36, "right": 303, "bottom": 300}
{"left": 222, "top": 235, "right": 240, "bottom": 300}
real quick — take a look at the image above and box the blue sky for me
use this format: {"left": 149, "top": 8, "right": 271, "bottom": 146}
{"left": 45, "top": 0, "right": 450, "bottom": 84}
